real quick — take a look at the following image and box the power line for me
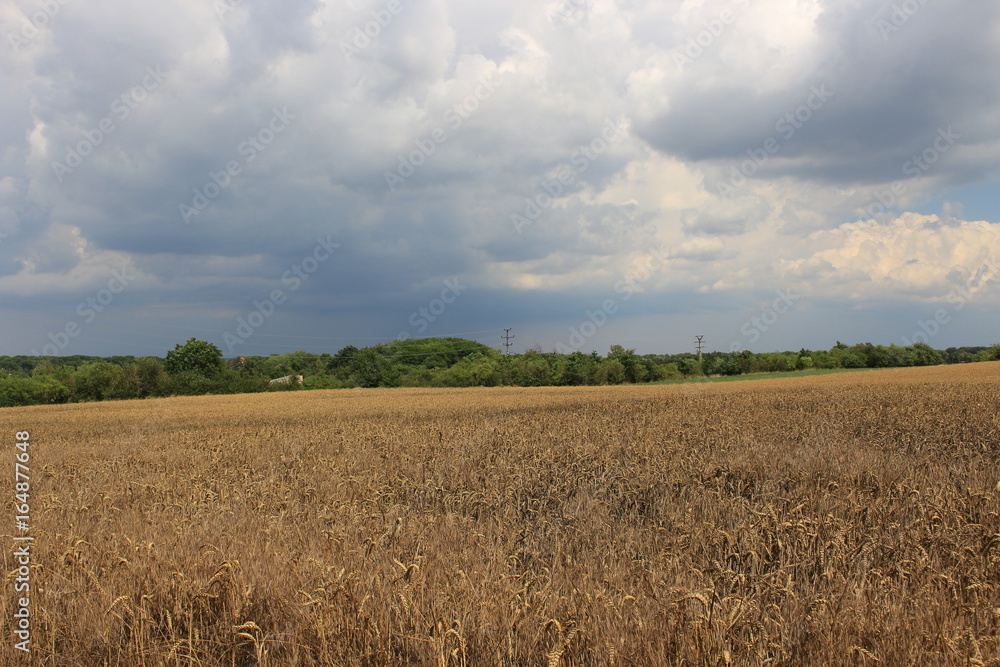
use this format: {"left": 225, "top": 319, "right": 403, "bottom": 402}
{"left": 74, "top": 314, "right": 498, "bottom": 342}
{"left": 502, "top": 328, "right": 514, "bottom": 355}
{"left": 233, "top": 346, "right": 495, "bottom": 361}
{"left": 13, "top": 341, "right": 497, "bottom": 363}
{"left": 12, "top": 310, "right": 499, "bottom": 346}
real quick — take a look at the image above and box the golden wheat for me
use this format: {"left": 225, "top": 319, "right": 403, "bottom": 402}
{"left": 0, "top": 364, "right": 999, "bottom": 665}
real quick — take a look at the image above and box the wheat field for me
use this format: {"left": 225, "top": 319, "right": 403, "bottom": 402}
{"left": 2, "top": 363, "right": 1000, "bottom": 665}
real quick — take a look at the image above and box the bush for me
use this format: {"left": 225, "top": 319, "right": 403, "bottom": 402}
{"left": 508, "top": 351, "right": 551, "bottom": 386}
{"left": 677, "top": 359, "right": 703, "bottom": 377}
{"left": 133, "top": 357, "right": 170, "bottom": 396}
{"left": 165, "top": 338, "right": 224, "bottom": 377}
{"left": 0, "top": 374, "right": 72, "bottom": 407}
{"left": 71, "top": 362, "right": 125, "bottom": 402}
{"left": 975, "top": 344, "right": 1000, "bottom": 362}
{"left": 349, "top": 348, "right": 400, "bottom": 388}
{"left": 166, "top": 369, "right": 271, "bottom": 396}
{"left": 436, "top": 354, "right": 502, "bottom": 388}
{"left": 837, "top": 351, "right": 867, "bottom": 368}
{"left": 658, "top": 363, "right": 682, "bottom": 380}
{"left": 303, "top": 375, "right": 352, "bottom": 390}
{"left": 551, "top": 356, "right": 593, "bottom": 385}
{"left": 909, "top": 342, "right": 945, "bottom": 366}
{"left": 594, "top": 359, "right": 626, "bottom": 385}
{"left": 398, "top": 367, "right": 436, "bottom": 388}
{"left": 27, "top": 376, "right": 71, "bottom": 404}
{"left": 0, "top": 375, "right": 32, "bottom": 407}
{"left": 716, "top": 355, "right": 742, "bottom": 376}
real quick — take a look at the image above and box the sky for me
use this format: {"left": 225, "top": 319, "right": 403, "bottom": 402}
{"left": 1, "top": 0, "right": 999, "bottom": 358}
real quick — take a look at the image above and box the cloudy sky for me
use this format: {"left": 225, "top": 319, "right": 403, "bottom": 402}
{"left": 2, "top": 0, "right": 998, "bottom": 358}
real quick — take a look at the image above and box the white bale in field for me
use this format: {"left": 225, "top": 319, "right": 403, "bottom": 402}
{"left": 269, "top": 375, "right": 304, "bottom": 385}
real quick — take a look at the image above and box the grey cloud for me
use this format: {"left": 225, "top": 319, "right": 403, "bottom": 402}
{"left": 1, "top": 0, "right": 998, "bottom": 357}
{"left": 638, "top": 1, "right": 1000, "bottom": 188}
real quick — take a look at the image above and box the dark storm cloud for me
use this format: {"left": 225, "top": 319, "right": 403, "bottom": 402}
{"left": 1, "top": 0, "right": 997, "bottom": 356}
{"left": 637, "top": 0, "right": 1000, "bottom": 188}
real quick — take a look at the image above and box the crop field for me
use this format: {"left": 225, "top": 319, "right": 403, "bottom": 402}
{"left": 2, "top": 363, "right": 1000, "bottom": 665}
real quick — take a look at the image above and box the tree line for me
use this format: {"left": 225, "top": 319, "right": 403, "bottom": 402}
{"left": 1, "top": 337, "right": 998, "bottom": 408}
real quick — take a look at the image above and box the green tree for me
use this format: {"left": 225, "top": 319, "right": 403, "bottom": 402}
{"left": 328, "top": 345, "right": 359, "bottom": 379}
{"left": 659, "top": 362, "right": 682, "bottom": 380}
{"left": 830, "top": 344, "right": 865, "bottom": 368}
{"left": 555, "top": 351, "right": 598, "bottom": 385}
{"left": 594, "top": 359, "right": 626, "bottom": 384}
{"left": 437, "top": 352, "right": 502, "bottom": 387}
{"left": 908, "top": 342, "right": 944, "bottom": 366}
{"left": 380, "top": 337, "right": 496, "bottom": 369}
{"left": 71, "top": 362, "right": 125, "bottom": 401}
{"left": 677, "top": 358, "right": 703, "bottom": 377}
{"left": 262, "top": 354, "right": 293, "bottom": 379}
{"left": 976, "top": 344, "right": 1000, "bottom": 362}
{"left": 638, "top": 357, "right": 662, "bottom": 381}
{"left": 349, "top": 347, "right": 399, "bottom": 388}
{"left": 811, "top": 350, "right": 837, "bottom": 369}
{"left": 509, "top": 350, "right": 552, "bottom": 386}
{"left": 31, "top": 360, "right": 58, "bottom": 377}
{"left": 716, "top": 354, "right": 741, "bottom": 376}
{"left": 165, "top": 338, "right": 224, "bottom": 377}
{"left": 608, "top": 345, "right": 642, "bottom": 382}
{"left": 131, "top": 357, "right": 169, "bottom": 396}
{"left": 31, "top": 376, "right": 70, "bottom": 404}
{"left": 0, "top": 375, "right": 31, "bottom": 407}
{"left": 943, "top": 347, "right": 977, "bottom": 364}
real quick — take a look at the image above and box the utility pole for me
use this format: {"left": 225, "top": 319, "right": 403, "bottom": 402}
{"left": 502, "top": 328, "right": 515, "bottom": 355}
{"left": 695, "top": 335, "right": 704, "bottom": 363}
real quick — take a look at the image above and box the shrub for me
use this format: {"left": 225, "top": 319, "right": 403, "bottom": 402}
{"left": 0, "top": 375, "right": 32, "bottom": 407}
{"left": 594, "top": 359, "right": 626, "bottom": 384}
{"left": 27, "top": 376, "right": 71, "bottom": 404}
{"left": 71, "top": 362, "right": 125, "bottom": 402}
{"left": 165, "top": 338, "right": 224, "bottom": 377}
